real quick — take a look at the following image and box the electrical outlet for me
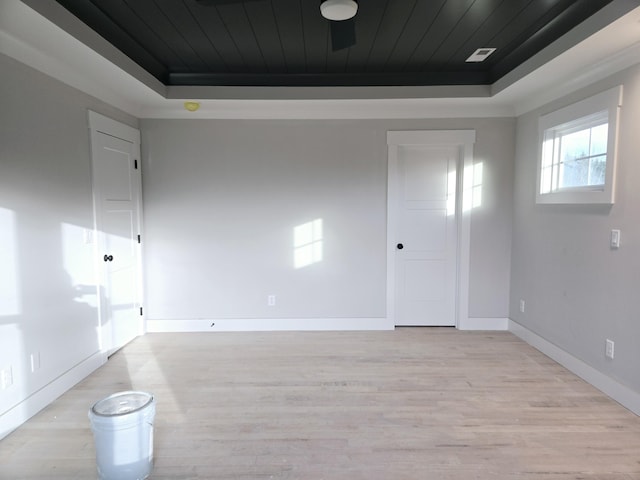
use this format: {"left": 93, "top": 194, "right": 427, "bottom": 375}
{"left": 0, "top": 367, "right": 13, "bottom": 390}
{"left": 605, "top": 339, "right": 615, "bottom": 359}
{"left": 267, "top": 295, "right": 276, "bottom": 306}
{"left": 519, "top": 299, "right": 525, "bottom": 313}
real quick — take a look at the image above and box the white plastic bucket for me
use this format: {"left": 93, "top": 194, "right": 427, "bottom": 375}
{"left": 89, "top": 391, "right": 156, "bottom": 480}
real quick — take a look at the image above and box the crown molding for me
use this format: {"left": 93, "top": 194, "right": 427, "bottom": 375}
{"left": 509, "top": 41, "right": 640, "bottom": 116}
{"left": 0, "top": 0, "right": 161, "bottom": 117}
{"left": 140, "top": 97, "right": 514, "bottom": 120}
{"left": 495, "top": 3, "right": 640, "bottom": 116}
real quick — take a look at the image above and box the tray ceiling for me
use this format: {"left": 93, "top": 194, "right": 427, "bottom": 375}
{"left": 37, "top": 0, "right": 620, "bottom": 89}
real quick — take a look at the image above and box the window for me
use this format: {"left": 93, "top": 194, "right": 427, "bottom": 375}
{"left": 536, "top": 86, "right": 622, "bottom": 204}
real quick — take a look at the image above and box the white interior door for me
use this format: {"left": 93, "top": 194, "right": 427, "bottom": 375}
{"left": 393, "top": 145, "right": 458, "bottom": 326}
{"left": 89, "top": 112, "right": 143, "bottom": 355}
{"left": 387, "top": 130, "right": 475, "bottom": 328}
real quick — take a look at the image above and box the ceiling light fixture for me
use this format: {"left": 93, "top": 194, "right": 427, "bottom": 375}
{"left": 320, "top": 0, "right": 358, "bottom": 21}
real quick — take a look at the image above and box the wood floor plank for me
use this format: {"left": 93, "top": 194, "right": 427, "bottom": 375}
{"left": 1, "top": 329, "right": 639, "bottom": 479}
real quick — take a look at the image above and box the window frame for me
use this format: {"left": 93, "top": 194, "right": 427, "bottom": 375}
{"left": 536, "top": 86, "right": 623, "bottom": 205}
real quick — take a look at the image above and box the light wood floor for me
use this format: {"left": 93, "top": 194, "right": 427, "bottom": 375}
{"left": 2, "top": 329, "right": 640, "bottom": 479}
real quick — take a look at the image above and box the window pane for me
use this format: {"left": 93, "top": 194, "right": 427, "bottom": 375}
{"left": 556, "top": 123, "right": 609, "bottom": 190}
{"left": 541, "top": 137, "right": 554, "bottom": 168}
{"left": 588, "top": 155, "right": 606, "bottom": 186}
{"left": 561, "top": 129, "right": 590, "bottom": 164}
{"left": 590, "top": 123, "right": 608, "bottom": 156}
{"left": 560, "top": 157, "right": 589, "bottom": 188}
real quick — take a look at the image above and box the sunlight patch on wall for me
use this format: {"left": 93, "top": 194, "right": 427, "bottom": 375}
{"left": 0, "top": 208, "right": 21, "bottom": 316}
{"left": 462, "top": 162, "right": 483, "bottom": 212}
{"left": 294, "top": 218, "right": 323, "bottom": 269}
{"left": 447, "top": 170, "right": 457, "bottom": 216}
{"left": 61, "top": 223, "right": 98, "bottom": 308}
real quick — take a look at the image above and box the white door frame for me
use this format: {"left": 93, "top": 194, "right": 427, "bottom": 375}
{"left": 387, "top": 130, "right": 475, "bottom": 328}
{"left": 88, "top": 110, "right": 144, "bottom": 352}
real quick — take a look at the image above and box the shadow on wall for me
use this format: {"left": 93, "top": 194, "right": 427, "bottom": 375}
{"left": 0, "top": 205, "right": 103, "bottom": 437}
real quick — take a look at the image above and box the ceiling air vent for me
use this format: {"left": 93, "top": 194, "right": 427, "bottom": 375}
{"left": 466, "top": 48, "right": 496, "bottom": 63}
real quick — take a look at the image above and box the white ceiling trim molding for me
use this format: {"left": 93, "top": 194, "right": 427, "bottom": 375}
{"left": 0, "top": 0, "right": 162, "bottom": 117}
{"left": 141, "top": 98, "right": 514, "bottom": 120}
{"left": 509, "top": 41, "right": 640, "bottom": 116}
{"left": 19, "top": 0, "right": 166, "bottom": 97}
{"left": 495, "top": 4, "right": 640, "bottom": 116}
{"left": 492, "top": 0, "right": 639, "bottom": 97}
{"left": 0, "top": 28, "right": 142, "bottom": 117}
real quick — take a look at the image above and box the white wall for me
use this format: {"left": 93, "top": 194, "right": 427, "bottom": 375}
{"left": 0, "top": 53, "right": 137, "bottom": 437}
{"left": 510, "top": 63, "right": 640, "bottom": 394}
{"left": 0, "top": 48, "right": 515, "bottom": 438}
{"left": 141, "top": 117, "right": 515, "bottom": 327}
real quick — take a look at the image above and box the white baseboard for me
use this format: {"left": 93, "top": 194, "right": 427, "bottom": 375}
{"left": 0, "top": 351, "right": 106, "bottom": 440}
{"left": 148, "top": 317, "right": 509, "bottom": 332}
{"left": 509, "top": 320, "right": 640, "bottom": 416}
{"left": 458, "top": 317, "right": 509, "bottom": 330}
{"left": 147, "top": 317, "right": 394, "bottom": 332}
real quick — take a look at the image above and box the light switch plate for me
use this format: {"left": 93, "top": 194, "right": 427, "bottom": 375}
{"left": 605, "top": 339, "right": 615, "bottom": 359}
{"left": 610, "top": 229, "right": 620, "bottom": 249}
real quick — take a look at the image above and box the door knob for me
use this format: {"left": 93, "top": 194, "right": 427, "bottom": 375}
{"left": 103, "top": 254, "right": 114, "bottom": 262}
{"left": 396, "top": 243, "right": 404, "bottom": 250}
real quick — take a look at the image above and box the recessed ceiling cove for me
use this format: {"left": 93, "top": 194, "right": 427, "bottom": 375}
{"left": 25, "top": 0, "right": 627, "bottom": 89}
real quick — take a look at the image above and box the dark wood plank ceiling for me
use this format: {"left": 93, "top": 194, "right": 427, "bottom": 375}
{"left": 51, "top": 0, "right": 615, "bottom": 87}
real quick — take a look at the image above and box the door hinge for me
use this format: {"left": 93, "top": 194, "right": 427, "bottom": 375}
{"left": 134, "top": 159, "right": 138, "bottom": 170}
{"left": 139, "top": 307, "right": 143, "bottom": 316}
{"left": 137, "top": 234, "right": 141, "bottom": 244}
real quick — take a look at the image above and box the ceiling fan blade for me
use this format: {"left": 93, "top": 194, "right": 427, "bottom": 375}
{"left": 195, "top": 0, "right": 260, "bottom": 5}
{"left": 330, "top": 19, "right": 356, "bottom": 51}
